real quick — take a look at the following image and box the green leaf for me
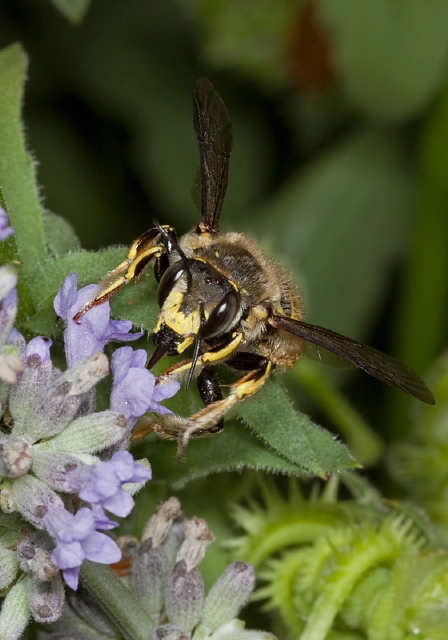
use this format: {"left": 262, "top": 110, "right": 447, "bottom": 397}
{"left": 318, "top": 0, "right": 448, "bottom": 119}
{"left": 252, "top": 128, "right": 413, "bottom": 340}
{"left": 238, "top": 378, "right": 357, "bottom": 476}
{"left": 0, "top": 43, "right": 48, "bottom": 313}
{"left": 26, "top": 247, "right": 158, "bottom": 336}
{"left": 137, "top": 422, "right": 308, "bottom": 490}
{"left": 46, "top": 0, "right": 90, "bottom": 23}
{"left": 43, "top": 211, "right": 81, "bottom": 257}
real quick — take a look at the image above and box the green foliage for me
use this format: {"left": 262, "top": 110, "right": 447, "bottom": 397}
{"left": 0, "top": 2, "right": 448, "bottom": 638}
{"left": 47, "top": 0, "right": 91, "bottom": 23}
{"left": 318, "top": 0, "right": 448, "bottom": 120}
{"left": 231, "top": 479, "right": 448, "bottom": 639}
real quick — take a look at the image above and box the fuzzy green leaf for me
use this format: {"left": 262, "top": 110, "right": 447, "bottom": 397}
{"left": 138, "top": 421, "right": 308, "bottom": 490}
{"left": 0, "top": 43, "right": 48, "bottom": 314}
{"left": 26, "top": 246, "right": 158, "bottom": 335}
{"left": 318, "top": 0, "right": 448, "bottom": 119}
{"left": 238, "top": 378, "right": 357, "bottom": 476}
{"left": 43, "top": 211, "right": 81, "bottom": 258}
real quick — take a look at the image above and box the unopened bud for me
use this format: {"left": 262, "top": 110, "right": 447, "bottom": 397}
{"left": 0, "top": 347, "right": 23, "bottom": 384}
{"left": 142, "top": 497, "right": 183, "bottom": 546}
{"left": 27, "top": 573, "right": 64, "bottom": 623}
{"left": 11, "top": 475, "right": 64, "bottom": 529}
{"left": 33, "top": 410, "right": 127, "bottom": 455}
{"left": 131, "top": 538, "right": 168, "bottom": 621}
{"left": 17, "top": 530, "right": 57, "bottom": 581}
{"left": 165, "top": 560, "right": 204, "bottom": 635}
{"left": 200, "top": 562, "right": 255, "bottom": 633}
{"left": 0, "top": 435, "right": 32, "bottom": 477}
{"left": 0, "top": 478, "right": 16, "bottom": 513}
{"left": 153, "top": 624, "right": 190, "bottom": 639}
{"left": 61, "top": 352, "right": 109, "bottom": 395}
{"left": 0, "top": 548, "right": 19, "bottom": 589}
{"left": 0, "top": 577, "right": 30, "bottom": 639}
{"left": 176, "top": 517, "right": 214, "bottom": 571}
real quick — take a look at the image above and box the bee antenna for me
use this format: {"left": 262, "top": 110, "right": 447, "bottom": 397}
{"left": 153, "top": 219, "right": 192, "bottom": 291}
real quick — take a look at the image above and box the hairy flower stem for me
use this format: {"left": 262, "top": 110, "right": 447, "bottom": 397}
{"left": 80, "top": 561, "right": 155, "bottom": 640}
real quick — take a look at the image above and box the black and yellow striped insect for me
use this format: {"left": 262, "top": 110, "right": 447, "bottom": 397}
{"left": 75, "top": 78, "right": 434, "bottom": 457}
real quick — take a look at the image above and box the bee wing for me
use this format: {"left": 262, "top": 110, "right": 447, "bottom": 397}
{"left": 269, "top": 314, "right": 435, "bottom": 404}
{"left": 193, "top": 77, "right": 233, "bottom": 234}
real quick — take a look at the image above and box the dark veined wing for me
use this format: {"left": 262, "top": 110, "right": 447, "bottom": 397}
{"left": 268, "top": 314, "right": 435, "bottom": 404}
{"left": 192, "top": 77, "right": 233, "bottom": 234}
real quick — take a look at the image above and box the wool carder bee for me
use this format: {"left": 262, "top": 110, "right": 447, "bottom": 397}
{"left": 74, "top": 78, "right": 435, "bottom": 457}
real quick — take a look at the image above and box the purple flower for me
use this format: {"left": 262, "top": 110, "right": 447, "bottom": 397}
{"left": 54, "top": 273, "right": 143, "bottom": 367}
{"left": 26, "top": 336, "right": 52, "bottom": 362}
{"left": 110, "top": 346, "right": 179, "bottom": 431}
{"left": 0, "top": 206, "right": 13, "bottom": 240}
{"left": 43, "top": 506, "right": 122, "bottom": 590}
{"left": 68, "top": 451, "right": 151, "bottom": 525}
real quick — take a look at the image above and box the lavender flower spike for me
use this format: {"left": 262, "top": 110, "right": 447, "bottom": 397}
{"left": 43, "top": 506, "right": 121, "bottom": 590}
{"left": 54, "top": 273, "right": 143, "bottom": 367}
{"left": 0, "top": 206, "right": 13, "bottom": 240}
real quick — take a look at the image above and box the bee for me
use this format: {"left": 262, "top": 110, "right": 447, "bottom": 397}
{"left": 74, "top": 78, "right": 434, "bottom": 457}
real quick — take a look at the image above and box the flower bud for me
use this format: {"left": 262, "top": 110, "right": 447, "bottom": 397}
{"left": 11, "top": 475, "right": 64, "bottom": 529}
{"left": 0, "top": 478, "right": 16, "bottom": 513}
{"left": 131, "top": 538, "right": 168, "bottom": 621}
{"left": 0, "top": 577, "right": 30, "bottom": 639}
{"left": 161, "top": 519, "right": 186, "bottom": 566}
{"left": 142, "top": 497, "right": 183, "bottom": 546}
{"left": 17, "top": 530, "right": 58, "bottom": 581}
{"left": 0, "top": 345, "right": 23, "bottom": 385}
{"left": 33, "top": 410, "right": 127, "bottom": 455}
{"left": 165, "top": 560, "right": 204, "bottom": 635}
{"left": 0, "top": 435, "right": 33, "bottom": 477}
{"left": 176, "top": 517, "right": 215, "bottom": 571}
{"left": 60, "top": 352, "right": 109, "bottom": 395}
{"left": 200, "top": 562, "right": 255, "bottom": 633}
{"left": 27, "top": 573, "right": 64, "bottom": 623}
{"left": 9, "top": 343, "right": 54, "bottom": 438}
{"left": 0, "top": 548, "right": 19, "bottom": 589}
{"left": 31, "top": 451, "right": 91, "bottom": 493}
{"left": 153, "top": 624, "right": 190, "bottom": 639}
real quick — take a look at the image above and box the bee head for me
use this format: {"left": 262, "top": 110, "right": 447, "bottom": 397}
{"left": 153, "top": 258, "right": 241, "bottom": 356}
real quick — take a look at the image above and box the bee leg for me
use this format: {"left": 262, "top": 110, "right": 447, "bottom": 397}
{"left": 197, "top": 366, "right": 224, "bottom": 434}
{"left": 150, "top": 360, "right": 273, "bottom": 459}
{"left": 73, "top": 226, "right": 173, "bottom": 321}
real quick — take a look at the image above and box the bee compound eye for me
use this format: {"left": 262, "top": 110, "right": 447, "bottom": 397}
{"left": 157, "top": 262, "right": 185, "bottom": 307}
{"left": 202, "top": 290, "right": 240, "bottom": 340}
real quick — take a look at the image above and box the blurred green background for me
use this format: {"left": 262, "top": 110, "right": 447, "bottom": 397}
{"left": 0, "top": 0, "right": 447, "bottom": 432}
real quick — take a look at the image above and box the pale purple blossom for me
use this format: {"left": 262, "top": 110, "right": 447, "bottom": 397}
{"left": 26, "top": 336, "right": 52, "bottom": 362}
{"left": 110, "top": 346, "right": 179, "bottom": 432}
{"left": 43, "top": 506, "right": 122, "bottom": 590}
{"left": 68, "top": 450, "right": 151, "bottom": 525}
{"left": 0, "top": 206, "right": 13, "bottom": 240}
{"left": 54, "top": 273, "right": 143, "bottom": 366}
